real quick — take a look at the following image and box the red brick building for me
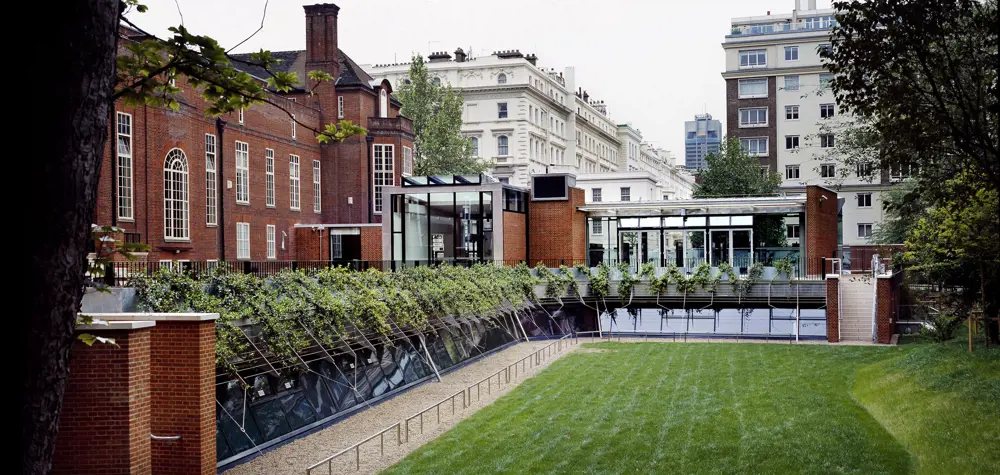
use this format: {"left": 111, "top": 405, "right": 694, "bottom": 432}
{"left": 94, "top": 3, "right": 413, "bottom": 263}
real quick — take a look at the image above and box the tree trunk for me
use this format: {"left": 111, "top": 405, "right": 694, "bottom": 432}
{"left": 22, "top": 1, "right": 120, "bottom": 473}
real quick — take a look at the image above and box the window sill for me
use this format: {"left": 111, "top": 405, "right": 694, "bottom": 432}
{"left": 163, "top": 238, "right": 191, "bottom": 243}
{"left": 290, "top": 208, "right": 301, "bottom": 212}
{"left": 739, "top": 124, "right": 768, "bottom": 128}
{"left": 738, "top": 95, "right": 768, "bottom": 100}
{"left": 118, "top": 217, "right": 135, "bottom": 223}
{"left": 266, "top": 205, "right": 276, "bottom": 209}
{"left": 206, "top": 224, "right": 218, "bottom": 228}
{"left": 236, "top": 201, "right": 250, "bottom": 206}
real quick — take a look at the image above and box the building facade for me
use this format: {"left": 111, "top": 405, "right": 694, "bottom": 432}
{"left": 365, "top": 50, "right": 629, "bottom": 187}
{"left": 94, "top": 4, "right": 414, "bottom": 264}
{"left": 684, "top": 113, "right": 722, "bottom": 171}
{"left": 722, "top": 0, "right": 901, "bottom": 246}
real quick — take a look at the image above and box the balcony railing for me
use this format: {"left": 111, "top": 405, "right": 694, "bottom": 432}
{"left": 367, "top": 116, "right": 413, "bottom": 135}
{"left": 729, "top": 19, "right": 836, "bottom": 37}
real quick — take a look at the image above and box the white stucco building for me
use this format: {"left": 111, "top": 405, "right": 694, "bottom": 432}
{"left": 722, "top": 0, "right": 904, "bottom": 246}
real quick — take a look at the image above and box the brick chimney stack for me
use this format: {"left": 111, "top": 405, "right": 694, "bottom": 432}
{"left": 304, "top": 4, "right": 340, "bottom": 121}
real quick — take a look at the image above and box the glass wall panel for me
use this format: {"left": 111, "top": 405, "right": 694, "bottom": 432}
{"left": 686, "top": 216, "right": 706, "bottom": 227}
{"left": 684, "top": 230, "right": 707, "bottom": 268}
{"left": 455, "top": 192, "right": 481, "bottom": 260}
{"left": 642, "top": 230, "right": 661, "bottom": 267}
{"left": 663, "top": 231, "right": 684, "bottom": 267}
{"left": 428, "top": 193, "right": 455, "bottom": 260}
{"left": 733, "top": 229, "right": 753, "bottom": 271}
{"left": 404, "top": 193, "right": 428, "bottom": 262}
{"left": 710, "top": 230, "right": 730, "bottom": 266}
{"left": 731, "top": 215, "right": 753, "bottom": 226}
{"left": 619, "top": 217, "right": 639, "bottom": 228}
{"left": 710, "top": 216, "right": 730, "bottom": 226}
{"left": 620, "top": 230, "right": 640, "bottom": 267}
{"left": 639, "top": 217, "right": 661, "bottom": 228}
{"left": 607, "top": 219, "right": 619, "bottom": 266}
{"left": 481, "top": 191, "right": 493, "bottom": 260}
{"left": 664, "top": 216, "right": 683, "bottom": 228}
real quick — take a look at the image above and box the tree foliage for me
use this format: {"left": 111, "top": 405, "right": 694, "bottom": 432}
{"left": 870, "top": 178, "right": 924, "bottom": 245}
{"left": 824, "top": 0, "right": 999, "bottom": 190}
{"left": 694, "top": 138, "right": 787, "bottom": 247}
{"left": 396, "top": 54, "right": 486, "bottom": 175}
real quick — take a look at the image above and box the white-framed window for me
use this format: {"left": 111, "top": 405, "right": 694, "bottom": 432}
{"left": 116, "top": 112, "right": 133, "bottom": 220}
{"left": 785, "top": 135, "right": 800, "bottom": 149}
{"left": 784, "top": 46, "right": 799, "bottom": 61}
{"left": 265, "top": 149, "right": 275, "bottom": 208}
{"left": 592, "top": 220, "right": 603, "bottom": 234}
{"left": 291, "top": 115, "right": 296, "bottom": 139}
{"left": 236, "top": 222, "right": 250, "bottom": 259}
{"left": 289, "top": 154, "right": 301, "bottom": 210}
{"left": 620, "top": 187, "right": 631, "bottom": 202}
{"left": 205, "top": 134, "right": 217, "bottom": 226}
{"left": 739, "top": 49, "right": 767, "bottom": 68}
{"left": 738, "top": 78, "right": 768, "bottom": 98}
{"left": 337, "top": 96, "right": 344, "bottom": 119}
{"left": 820, "top": 73, "right": 834, "bottom": 89}
{"left": 786, "top": 224, "right": 801, "bottom": 238}
{"left": 379, "top": 89, "right": 388, "bottom": 118}
{"left": 858, "top": 223, "right": 873, "bottom": 239}
{"left": 373, "top": 144, "right": 394, "bottom": 213}
{"left": 266, "top": 224, "right": 276, "bottom": 259}
{"left": 235, "top": 140, "right": 249, "bottom": 203}
{"left": 821, "top": 163, "right": 837, "bottom": 178}
{"left": 497, "top": 135, "right": 509, "bottom": 156}
{"left": 497, "top": 102, "right": 508, "bottom": 119}
{"left": 313, "top": 160, "right": 321, "bottom": 213}
{"left": 470, "top": 137, "right": 479, "bottom": 157}
{"left": 857, "top": 192, "right": 872, "bottom": 208}
{"left": 818, "top": 43, "right": 832, "bottom": 55}
{"left": 786, "top": 165, "right": 800, "bottom": 179}
{"left": 238, "top": 108, "right": 244, "bottom": 125}
{"left": 820, "top": 134, "right": 836, "bottom": 148}
{"left": 592, "top": 188, "right": 602, "bottom": 202}
{"left": 163, "top": 148, "right": 190, "bottom": 241}
{"left": 497, "top": 73, "right": 507, "bottom": 84}
{"left": 740, "top": 137, "right": 768, "bottom": 157}
{"left": 331, "top": 234, "right": 343, "bottom": 259}
{"left": 820, "top": 103, "right": 836, "bottom": 118}
{"left": 739, "top": 107, "right": 768, "bottom": 127}
{"left": 785, "top": 105, "right": 799, "bottom": 120}
{"left": 784, "top": 75, "right": 799, "bottom": 91}
{"left": 857, "top": 162, "right": 874, "bottom": 177}
{"left": 890, "top": 163, "right": 917, "bottom": 179}
{"left": 402, "top": 146, "right": 413, "bottom": 177}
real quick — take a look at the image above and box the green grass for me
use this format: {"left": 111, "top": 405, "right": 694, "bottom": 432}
{"left": 384, "top": 340, "right": 999, "bottom": 475}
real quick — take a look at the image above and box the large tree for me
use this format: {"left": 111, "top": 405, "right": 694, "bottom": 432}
{"left": 694, "top": 138, "right": 787, "bottom": 247}
{"left": 24, "top": 2, "right": 363, "bottom": 472}
{"left": 396, "top": 54, "right": 485, "bottom": 175}
{"left": 824, "top": 0, "right": 999, "bottom": 342}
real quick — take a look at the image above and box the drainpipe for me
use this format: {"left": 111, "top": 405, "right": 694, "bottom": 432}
{"left": 144, "top": 106, "right": 149, "bottom": 242}
{"left": 110, "top": 106, "right": 117, "bottom": 227}
{"left": 216, "top": 118, "right": 227, "bottom": 259}
{"left": 366, "top": 135, "right": 374, "bottom": 223}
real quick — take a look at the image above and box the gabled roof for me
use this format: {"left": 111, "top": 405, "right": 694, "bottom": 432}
{"left": 229, "top": 48, "right": 376, "bottom": 93}
{"left": 336, "top": 50, "right": 373, "bottom": 88}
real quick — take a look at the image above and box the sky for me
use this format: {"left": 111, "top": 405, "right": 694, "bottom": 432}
{"left": 127, "top": 0, "right": 827, "bottom": 163}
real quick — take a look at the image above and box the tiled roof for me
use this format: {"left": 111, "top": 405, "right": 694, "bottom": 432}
{"left": 230, "top": 49, "right": 375, "bottom": 91}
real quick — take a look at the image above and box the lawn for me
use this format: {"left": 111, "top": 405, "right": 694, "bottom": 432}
{"left": 384, "top": 340, "right": 999, "bottom": 475}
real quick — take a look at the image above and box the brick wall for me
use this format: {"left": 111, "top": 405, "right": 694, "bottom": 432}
{"left": 360, "top": 226, "right": 382, "bottom": 260}
{"left": 725, "top": 77, "right": 777, "bottom": 171}
{"left": 527, "top": 187, "right": 586, "bottom": 266}
{"left": 826, "top": 277, "right": 840, "bottom": 343}
{"left": 148, "top": 321, "right": 216, "bottom": 474}
{"left": 805, "top": 185, "right": 838, "bottom": 276}
{"left": 502, "top": 211, "right": 526, "bottom": 262}
{"left": 53, "top": 329, "right": 152, "bottom": 475}
{"left": 294, "top": 227, "right": 327, "bottom": 261}
{"left": 876, "top": 277, "right": 893, "bottom": 344}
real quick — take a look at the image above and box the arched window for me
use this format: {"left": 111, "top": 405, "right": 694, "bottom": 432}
{"left": 379, "top": 89, "right": 388, "bottom": 118}
{"left": 163, "top": 148, "right": 190, "bottom": 240}
{"left": 470, "top": 137, "right": 479, "bottom": 157}
{"left": 497, "top": 73, "right": 507, "bottom": 85}
{"left": 432, "top": 77, "right": 441, "bottom": 86}
{"left": 497, "top": 135, "right": 508, "bottom": 156}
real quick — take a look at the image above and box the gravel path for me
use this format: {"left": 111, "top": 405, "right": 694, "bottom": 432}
{"left": 224, "top": 338, "right": 578, "bottom": 475}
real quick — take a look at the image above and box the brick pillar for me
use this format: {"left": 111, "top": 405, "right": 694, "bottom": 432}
{"left": 805, "top": 185, "right": 838, "bottom": 276}
{"left": 54, "top": 325, "right": 153, "bottom": 475}
{"left": 527, "top": 187, "right": 586, "bottom": 266}
{"left": 360, "top": 225, "right": 382, "bottom": 261}
{"left": 876, "top": 277, "right": 893, "bottom": 344}
{"left": 826, "top": 277, "right": 840, "bottom": 343}
{"left": 148, "top": 320, "right": 217, "bottom": 475}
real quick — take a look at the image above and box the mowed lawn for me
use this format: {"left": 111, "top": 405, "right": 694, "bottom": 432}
{"left": 384, "top": 340, "right": 999, "bottom": 475}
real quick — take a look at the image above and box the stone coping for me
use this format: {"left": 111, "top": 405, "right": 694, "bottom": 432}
{"left": 77, "top": 320, "right": 156, "bottom": 331}
{"left": 80, "top": 312, "right": 219, "bottom": 322}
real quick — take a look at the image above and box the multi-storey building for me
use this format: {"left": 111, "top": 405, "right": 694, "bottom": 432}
{"left": 614, "top": 124, "right": 694, "bottom": 200}
{"left": 365, "top": 50, "right": 625, "bottom": 187}
{"left": 94, "top": 3, "right": 414, "bottom": 263}
{"left": 723, "top": 0, "right": 902, "bottom": 247}
{"left": 684, "top": 113, "right": 722, "bottom": 171}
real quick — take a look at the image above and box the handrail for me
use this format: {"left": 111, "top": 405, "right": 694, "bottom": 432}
{"left": 305, "top": 334, "right": 577, "bottom": 474}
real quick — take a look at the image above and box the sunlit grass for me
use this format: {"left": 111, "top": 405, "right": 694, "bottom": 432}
{"left": 384, "top": 340, "right": 998, "bottom": 475}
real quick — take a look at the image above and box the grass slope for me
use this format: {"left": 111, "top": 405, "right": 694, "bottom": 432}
{"left": 386, "top": 343, "right": 920, "bottom": 474}
{"left": 851, "top": 339, "right": 1000, "bottom": 474}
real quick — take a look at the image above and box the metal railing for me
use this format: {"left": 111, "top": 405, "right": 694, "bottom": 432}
{"left": 305, "top": 334, "right": 578, "bottom": 474}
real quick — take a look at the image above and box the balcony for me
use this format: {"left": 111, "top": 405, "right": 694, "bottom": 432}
{"left": 366, "top": 116, "right": 413, "bottom": 135}
{"left": 728, "top": 19, "right": 836, "bottom": 38}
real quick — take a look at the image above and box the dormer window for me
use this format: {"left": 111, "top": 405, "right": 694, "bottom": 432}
{"left": 379, "top": 89, "right": 388, "bottom": 118}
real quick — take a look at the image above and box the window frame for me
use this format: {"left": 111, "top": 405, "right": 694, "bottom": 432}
{"left": 737, "top": 78, "right": 768, "bottom": 99}
{"left": 858, "top": 223, "right": 873, "bottom": 239}
{"left": 857, "top": 192, "right": 872, "bottom": 208}
{"left": 497, "top": 102, "right": 508, "bottom": 119}
{"left": 786, "top": 224, "right": 801, "bottom": 238}
{"left": 820, "top": 103, "right": 836, "bottom": 118}
{"left": 235, "top": 140, "right": 249, "bottom": 204}
{"left": 379, "top": 89, "right": 388, "bottom": 118}
{"left": 289, "top": 154, "right": 301, "bottom": 211}
{"left": 592, "top": 219, "right": 603, "bottom": 234}
{"left": 785, "top": 165, "right": 800, "bottom": 179}
{"left": 372, "top": 144, "right": 394, "bottom": 214}
{"left": 266, "top": 224, "right": 276, "bottom": 259}
{"left": 265, "top": 148, "right": 275, "bottom": 208}
{"left": 205, "top": 133, "right": 217, "bottom": 226}
{"left": 820, "top": 134, "right": 836, "bottom": 148}
{"left": 116, "top": 112, "right": 134, "bottom": 221}
{"left": 497, "top": 73, "right": 507, "bottom": 84}
{"left": 313, "top": 160, "right": 321, "bottom": 214}
{"left": 337, "top": 96, "right": 344, "bottom": 119}
{"left": 739, "top": 49, "right": 767, "bottom": 68}
{"left": 592, "top": 188, "right": 602, "bottom": 202}
{"left": 163, "top": 148, "right": 190, "bottom": 241}
{"left": 738, "top": 107, "right": 768, "bottom": 127}
{"left": 402, "top": 146, "right": 413, "bottom": 176}
{"left": 740, "top": 137, "right": 769, "bottom": 157}
{"left": 785, "top": 105, "right": 799, "bottom": 120}
{"left": 620, "top": 187, "right": 631, "bottom": 202}
{"left": 236, "top": 222, "right": 250, "bottom": 259}
{"left": 497, "top": 135, "right": 509, "bottom": 156}
{"left": 785, "top": 135, "right": 800, "bottom": 150}
{"left": 784, "top": 75, "right": 800, "bottom": 91}
{"left": 820, "top": 163, "right": 837, "bottom": 178}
